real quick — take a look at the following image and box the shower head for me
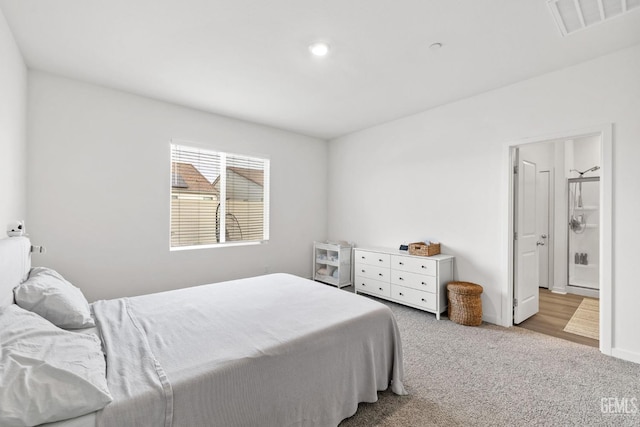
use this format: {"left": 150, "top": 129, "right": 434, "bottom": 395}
{"left": 571, "top": 166, "right": 600, "bottom": 176}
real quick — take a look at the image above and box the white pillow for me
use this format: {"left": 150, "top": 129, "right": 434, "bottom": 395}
{"left": 14, "top": 267, "right": 94, "bottom": 329}
{"left": 0, "top": 304, "right": 112, "bottom": 426}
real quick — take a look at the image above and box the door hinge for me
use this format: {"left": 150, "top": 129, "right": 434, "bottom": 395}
{"left": 514, "top": 232, "right": 518, "bottom": 240}
{"left": 513, "top": 298, "right": 518, "bottom": 307}
{"left": 513, "top": 165, "right": 518, "bottom": 174}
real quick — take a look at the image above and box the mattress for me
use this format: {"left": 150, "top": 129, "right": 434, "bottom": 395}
{"left": 46, "top": 273, "right": 406, "bottom": 426}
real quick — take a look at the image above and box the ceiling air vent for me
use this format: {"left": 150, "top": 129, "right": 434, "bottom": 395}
{"left": 547, "top": 0, "right": 640, "bottom": 36}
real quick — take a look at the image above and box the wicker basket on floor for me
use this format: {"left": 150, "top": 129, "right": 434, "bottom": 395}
{"left": 447, "top": 282, "right": 483, "bottom": 326}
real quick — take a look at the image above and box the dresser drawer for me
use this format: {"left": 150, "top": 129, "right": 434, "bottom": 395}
{"left": 391, "top": 285, "right": 436, "bottom": 311}
{"left": 354, "top": 250, "right": 391, "bottom": 268}
{"left": 354, "top": 277, "right": 391, "bottom": 298}
{"left": 355, "top": 263, "right": 390, "bottom": 282}
{"left": 390, "top": 270, "right": 437, "bottom": 293}
{"left": 391, "top": 255, "right": 437, "bottom": 276}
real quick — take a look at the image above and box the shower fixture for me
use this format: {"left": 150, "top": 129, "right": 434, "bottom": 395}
{"left": 569, "top": 166, "right": 600, "bottom": 209}
{"left": 566, "top": 173, "right": 601, "bottom": 291}
{"left": 570, "top": 165, "right": 600, "bottom": 177}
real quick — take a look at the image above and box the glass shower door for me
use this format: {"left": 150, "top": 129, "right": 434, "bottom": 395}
{"left": 568, "top": 177, "right": 599, "bottom": 289}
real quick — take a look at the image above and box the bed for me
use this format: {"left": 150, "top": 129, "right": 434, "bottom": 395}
{"left": 0, "top": 237, "right": 406, "bottom": 427}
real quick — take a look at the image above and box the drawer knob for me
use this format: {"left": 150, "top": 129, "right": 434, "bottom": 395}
{"left": 379, "top": 287, "right": 383, "bottom": 291}
{"left": 361, "top": 283, "right": 366, "bottom": 286}
{"left": 421, "top": 298, "right": 426, "bottom": 302}
{"left": 399, "top": 277, "right": 404, "bottom": 281}
{"left": 361, "top": 256, "right": 365, "bottom": 259}
{"left": 361, "top": 269, "right": 365, "bottom": 273}
{"left": 421, "top": 282, "right": 426, "bottom": 285}
{"left": 399, "top": 262, "right": 404, "bottom": 265}
{"left": 399, "top": 292, "right": 404, "bottom": 296}
{"left": 378, "top": 273, "right": 383, "bottom": 277}
{"left": 421, "top": 265, "right": 427, "bottom": 269}
{"left": 378, "top": 258, "right": 383, "bottom": 262}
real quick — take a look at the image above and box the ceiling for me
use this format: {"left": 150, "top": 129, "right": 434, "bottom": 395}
{"left": 2, "top": 1, "right": 640, "bottom": 140}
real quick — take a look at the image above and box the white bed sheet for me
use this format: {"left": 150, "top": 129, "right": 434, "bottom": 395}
{"left": 90, "top": 273, "right": 405, "bottom": 427}
{"left": 39, "top": 325, "right": 101, "bottom": 427}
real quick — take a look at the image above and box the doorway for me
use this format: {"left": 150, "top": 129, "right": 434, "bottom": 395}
{"left": 517, "top": 289, "right": 598, "bottom": 348}
{"left": 506, "top": 125, "right": 612, "bottom": 355}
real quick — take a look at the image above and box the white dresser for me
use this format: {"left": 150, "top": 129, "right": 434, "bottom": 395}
{"left": 353, "top": 247, "right": 454, "bottom": 320}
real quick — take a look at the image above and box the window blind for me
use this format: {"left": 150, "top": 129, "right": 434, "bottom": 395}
{"left": 170, "top": 144, "right": 269, "bottom": 248}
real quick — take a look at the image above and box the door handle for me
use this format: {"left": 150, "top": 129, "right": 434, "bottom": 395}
{"left": 536, "top": 241, "right": 545, "bottom": 246}
{"left": 541, "top": 234, "right": 547, "bottom": 239}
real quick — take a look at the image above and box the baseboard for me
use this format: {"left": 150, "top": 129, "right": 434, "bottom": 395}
{"left": 611, "top": 348, "right": 640, "bottom": 365}
{"left": 566, "top": 285, "right": 599, "bottom": 298}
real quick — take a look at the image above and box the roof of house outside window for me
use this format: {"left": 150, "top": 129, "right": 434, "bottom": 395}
{"left": 227, "top": 167, "right": 264, "bottom": 187}
{"left": 211, "top": 167, "right": 265, "bottom": 201}
{"left": 171, "top": 162, "right": 217, "bottom": 195}
{"left": 211, "top": 167, "right": 264, "bottom": 189}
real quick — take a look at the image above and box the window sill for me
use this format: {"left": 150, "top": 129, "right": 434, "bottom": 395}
{"left": 170, "top": 240, "right": 267, "bottom": 251}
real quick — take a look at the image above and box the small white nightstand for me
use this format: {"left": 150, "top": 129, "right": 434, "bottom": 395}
{"left": 313, "top": 241, "right": 353, "bottom": 288}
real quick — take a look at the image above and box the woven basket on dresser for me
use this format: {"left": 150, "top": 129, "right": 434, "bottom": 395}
{"left": 447, "top": 281, "right": 483, "bottom": 326}
{"left": 408, "top": 242, "right": 440, "bottom": 257}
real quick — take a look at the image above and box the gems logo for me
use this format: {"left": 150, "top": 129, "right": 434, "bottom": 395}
{"left": 601, "top": 397, "right": 638, "bottom": 415}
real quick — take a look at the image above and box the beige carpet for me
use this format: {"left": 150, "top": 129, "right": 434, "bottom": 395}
{"left": 563, "top": 297, "right": 599, "bottom": 340}
{"left": 340, "top": 298, "right": 640, "bottom": 427}
{"left": 339, "top": 294, "right": 640, "bottom": 426}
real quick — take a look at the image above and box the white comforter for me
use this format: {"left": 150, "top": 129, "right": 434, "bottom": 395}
{"left": 92, "top": 273, "right": 406, "bottom": 427}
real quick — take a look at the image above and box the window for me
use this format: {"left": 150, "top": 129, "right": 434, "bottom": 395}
{"left": 170, "top": 144, "right": 270, "bottom": 249}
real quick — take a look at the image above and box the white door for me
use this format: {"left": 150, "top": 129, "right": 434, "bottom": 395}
{"left": 514, "top": 151, "right": 539, "bottom": 324}
{"left": 537, "top": 171, "right": 550, "bottom": 288}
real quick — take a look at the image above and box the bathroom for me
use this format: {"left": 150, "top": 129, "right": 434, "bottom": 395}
{"left": 518, "top": 134, "right": 601, "bottom": 298}
{"left": 514, "top": 133, "right": 602, "bottom": 345}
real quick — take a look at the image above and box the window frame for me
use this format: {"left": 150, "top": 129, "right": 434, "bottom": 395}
{"left": 169, "top": 141, "right": 270, "bottom": 251}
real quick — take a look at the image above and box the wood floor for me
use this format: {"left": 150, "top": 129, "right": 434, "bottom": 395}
{"left": 517, "top": 288, "right": 599, "bottom": 348}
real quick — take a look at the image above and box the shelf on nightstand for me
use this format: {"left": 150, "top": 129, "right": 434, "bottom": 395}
{"left": 313, "top": 241, "right": 353, "bottom": 288}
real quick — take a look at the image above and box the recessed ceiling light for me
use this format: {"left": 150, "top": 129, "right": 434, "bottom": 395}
{"left": 309, "top": 41, "right": 330, "bottom": 57}
{"left": 429, "top": 42, "right": 443, "bottom": 50}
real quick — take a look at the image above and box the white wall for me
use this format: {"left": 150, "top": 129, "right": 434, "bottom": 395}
{"left": 27, "top": 72, "right": 328, "bottom": 301}
{"left": 518, "top": 142, "right": 554, "bottom": 172}
{"left": 568, "top": 136, "right": 600, "bottom": 177}
{"left": 0, "top": 9, "right": 27, "bottom": 229}
{"left": 328, "top": 43, "right": 640, "bottom": 362}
